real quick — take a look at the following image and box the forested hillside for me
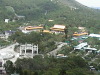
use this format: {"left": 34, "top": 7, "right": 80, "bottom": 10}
{"left": 0, "top": 0, "right": 100, "bottom": 33}
{"left": 1, "top": 0, "right": 100, "bottom": 75}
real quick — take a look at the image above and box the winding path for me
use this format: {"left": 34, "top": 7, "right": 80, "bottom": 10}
{"left": 0, "top": 42, "right": 67, "bottom": 63}
{"left": 47, "top": 42, "right": 67, "bottom": 56}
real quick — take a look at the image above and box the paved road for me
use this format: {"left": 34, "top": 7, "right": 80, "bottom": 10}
{"left": 0, "top": 42, "right": 67, "bottom": 63}
{"left": 0, "top": 43, "right": 19, "bottom": 63}
{"left": 47, "top": 43, "right": 67, "bottom": 56}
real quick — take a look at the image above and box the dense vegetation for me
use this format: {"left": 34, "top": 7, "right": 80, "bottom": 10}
{"left": 9, "top": 31, "right": 65, "bottom": 53}
{"left": 1, "top": 0, "right": 100, "bottom": 75}
{"left": 4, "top": 56, "right": 95, "bottom": 75}
{"left": 0, "top": 0, "right": 100, "bottom": 33}
{"left": 84, "top": 37, "right": 100, "bottom": 49}
{"left": 0, "top": 39, "right": 10, "bottom": 46}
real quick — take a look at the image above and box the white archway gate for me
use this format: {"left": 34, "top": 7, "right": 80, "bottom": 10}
{"left": 20, "top": 43, "right": 38, "bottom": 56}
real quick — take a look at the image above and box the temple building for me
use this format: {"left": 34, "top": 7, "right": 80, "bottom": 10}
{"left": 25, "top": 26, "right": 43, "bottom": 31}
{"left": 22, "top": 25, "right": 44, "bottom": 33}
{"left": 43, "top": 30, "right": 51, "bottom": 33}
{"left": 73, "top": 32, "right": 88, "bottom": 36}
{"left": 50, "top": 25, "right": 66, "bottom": 34}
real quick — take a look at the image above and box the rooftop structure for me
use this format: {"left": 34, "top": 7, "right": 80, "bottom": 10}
{"left": 57, "top": 54, "right": 67, "bottom": 58}
{"left": 48, "top": 20, "right": 54, "bottom": 22}
{"left": 5, "top": 30, "right": 15, "bottom": 39}
{"left": 74, "top": 42, "right": 98, "bottom": 52}
{"left": 21, "top": 25, "right": 44, "bottom": 33}
{"left": 25, "top": 26, "right": 43, "bottom": 30}
{"left": 78, "top": 26, "right": 86, "bottom": 32}
{"left": 22, "top": 30, "right": 31, "bottom": 34}
{"left": 73, "top": 32, "right": 88, "bottom": 36}
{"left": 97, "top": 50, "right": 100, "bottom": 53}
{"left": 84, "top": 47, "right": 97, "bottom": 51}
{"left": 5, "top": 19, "right": 9, "bottom": 23}
{"left": 74, "top": 42, "right": 88, "bottom": 50}
{"left": 0, "top": 34, "right": 5, "bottom": 39}
{"left": 0, "top": 30, "right": 15, "bottom": 39}
{"left": 89, "top": 34, "right": 100, "bottom": 38}
{"left": 43, "top": 30, "right": 51, "bottom": 33}
{"left": 78, "top": 27, "right": 85, "bottom": 30}
{"left": 5, "top": 30, "right": 15, "bottom": 35}
{"left": 50, "top": 25, "right": 66, "bottom": 34}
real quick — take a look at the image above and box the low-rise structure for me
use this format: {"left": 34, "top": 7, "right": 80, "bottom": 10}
{"left": 89, "top": 34, "right": 100, "bottom": 38}
{"left": 0, "top": 30, "right": 15, "bottom": 39}
{"left": 50, "top": 25, "right": 66, "bottom": 34}
{"left": 74, "top": 42, "right": 98, "bottom": 54}
{"left": 73, "top": 32, "right": 88, "bottom": 36}
{"left": 57, "top": 54, "right": 67, "bottom": 58}
{"left": 43, "top": 30, "right": 51, "bottom": 33}
{"left": 5, "top": 30, "right": 15, "bottom": 39}
{"left": 84, "top": 47, "right": 97, "bottom": 53}
{"left": 5, "top": 19, "right": 9, "bottom": 23}
{"left": 22, "top": 25, "right": 44, "bottom": 33}
{"left": 78, "top": 26, "right": 86, "bottom": 32}
{"left": 0, "top": 34, "right": 6, "bottom": 39}
{"left": 74, "top": 42, "right": 88, "bottom": 50}
{"left": 25, "top": 26, "right": 43, "bottom": 31}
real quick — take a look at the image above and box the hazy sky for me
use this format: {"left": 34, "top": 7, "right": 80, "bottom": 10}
{"left": 75, "top": 0, "right": 100, "bottom": 7}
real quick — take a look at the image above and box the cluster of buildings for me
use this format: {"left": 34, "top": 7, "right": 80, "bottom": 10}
{"left": 72, "top": 27, "right": 100, "bottom": 54}
{"left": 0, "top": 30, "right": 15, "bottom": 40}
{"left": 73, "top": 32, "right": 88, "bottom": 36}
{"left": 20, "top": 24, "right": 66, "bottom": 34}
{"left": 73, "top": 27, "right": 88, "bottom": 37}
{"left": 89, "top": 34, "right": 100, "bottom": 40}
{"left": 74, "top": 42, "right": 97, "bottom": 53}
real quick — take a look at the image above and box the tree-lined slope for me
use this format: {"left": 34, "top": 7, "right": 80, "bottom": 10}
{"left": 0, "top": 0, "right": 100, "bottom": 33}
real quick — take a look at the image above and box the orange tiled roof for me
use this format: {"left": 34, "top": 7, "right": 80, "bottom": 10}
{"left": 50, "top": 25, "right": 66, "bottom": 31}
{"left": 50, "top": 28, "right": 65, "bottom": 31}
{"left": 43, "top": 30, "right": 51, "bottom": 33}
{"left": 73, "top": 32, "right": 88, "bottom": 36}
{"left": 25, "top": 26, "right": 43, "bottom": 30}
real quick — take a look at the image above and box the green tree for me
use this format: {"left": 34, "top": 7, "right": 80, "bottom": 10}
{"left": 4, "top": 60, "right": 15, "bottom": 74}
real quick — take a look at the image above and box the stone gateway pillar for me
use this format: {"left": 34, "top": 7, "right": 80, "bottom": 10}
{"left": 20, "top": 43, "right": 38, "bottom": 56}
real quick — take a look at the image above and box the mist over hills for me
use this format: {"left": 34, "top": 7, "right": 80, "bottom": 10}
{"left": 92, "top": 7, "right": 100, "bottom": 9}
{"left": 0, "top": 0, "right": 100, "bottom": 33}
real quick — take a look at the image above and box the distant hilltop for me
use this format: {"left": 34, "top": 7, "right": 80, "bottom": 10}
{"left": 91, "top": 7, "right": 100, "bottom": 9}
